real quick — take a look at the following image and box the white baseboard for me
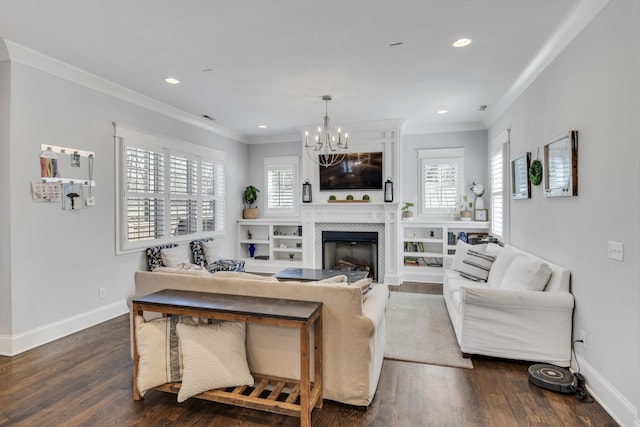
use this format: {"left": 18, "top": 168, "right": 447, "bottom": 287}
{"left": 576, "top": 354, "right": 639, "bottom": 427}
{"left": 0, "top": 300, "right": 128, "bottom": 357}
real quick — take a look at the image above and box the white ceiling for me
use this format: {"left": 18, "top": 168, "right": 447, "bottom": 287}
{"left": 0, "top": 0, "right": 588, "bottom": 143}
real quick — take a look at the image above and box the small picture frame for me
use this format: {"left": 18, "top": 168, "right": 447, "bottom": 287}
{"left": 474, "top": 209, "right": 488, "bottom": 222}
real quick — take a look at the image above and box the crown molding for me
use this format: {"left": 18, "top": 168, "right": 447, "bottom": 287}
{"left": 1, "top": 38, "right": 248, "bottom": 143}
{"left": 483, "top": 0, "right": 611, "bottom": 128}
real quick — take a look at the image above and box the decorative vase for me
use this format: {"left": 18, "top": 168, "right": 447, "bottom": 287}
{"left": 248, "top": 244, "right": 256, "bottom": 258}
{"left": 474, "top": 197, "right": 484, "bottom": 209}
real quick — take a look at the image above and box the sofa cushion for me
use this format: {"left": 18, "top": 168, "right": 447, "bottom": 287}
{"left": 145, "top": 243, "right": 178, "bottom": 270}
{"left": 134, "top": 315, "right": 182, "bottom": 397}
{"left": 499, "top": 255, "right": 553, "bottom": 291}
{"left": 350, "top": 277, "right": 373, "bottom": 297}
{"left": 451, "top": 241, "right": 488, "bottom": 272}
{"left": 487, "top": 245, "right": 521, "bottom": 288}
{"left": 319, "top": 274, "right": 348, "bottom": 283}
{"left": 203, "top": 239, "right": 224, "bottom": 265}
{"left": 176, "top": 321, "right": 254, "bottom": 403}
{"left": 459, "top": 250, "right": 496, "bottom": 282}
{"left": 213, "top": 271, "right": 277, "bottom": 281}
{"left": 153, "top": 265, "right": 212, "bottom": 277}
{"left": 190, "top": 238, "right": 215, "bottom": 266}
{"left": 160, "top": 245, "right": 190, "bottom": 267}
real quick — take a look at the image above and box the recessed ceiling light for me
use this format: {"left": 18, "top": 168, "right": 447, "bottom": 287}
{"left": 437, "top": 109, "right": 449, "bottom": 114}
{"left": 452, "top": 38, "right": 473, "bottom": 48}
{"left": 164, "top": 77, "right": 180, "bottom": 84}
{"left": 258, "top": 125, "right": 267, "bottom": 129}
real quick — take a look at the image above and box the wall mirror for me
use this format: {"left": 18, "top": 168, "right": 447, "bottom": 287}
{"left": 511, "top": 152, "right": 531, "bottom": 199}
{"left": 543, "top": 130, "right": 578, "bottom": 197}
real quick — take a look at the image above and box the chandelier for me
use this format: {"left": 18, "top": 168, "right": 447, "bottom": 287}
{"left": 304, "top": 95, "right": 348, "bottom": 168}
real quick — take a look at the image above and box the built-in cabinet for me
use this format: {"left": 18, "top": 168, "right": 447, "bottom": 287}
{"left": 237, "top": 220, "right": 303, "bottom": 273}
{"left": 401, "top": 220, "right": 490, "bottom": 283}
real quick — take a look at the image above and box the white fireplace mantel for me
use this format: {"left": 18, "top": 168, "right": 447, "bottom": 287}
{"left": 300, "top": 203, "right": 400, "bottom": 284}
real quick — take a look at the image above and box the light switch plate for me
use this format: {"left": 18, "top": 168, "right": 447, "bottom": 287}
{"left": 607, "top": 241, "right": 624, "bottom": 261}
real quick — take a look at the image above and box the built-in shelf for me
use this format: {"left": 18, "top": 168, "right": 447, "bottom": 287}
{"left": 237, "top": 220, "right": 304, "bottom": 273}
{"left": 401, "top": 220, "right": 490, "bottom": 283}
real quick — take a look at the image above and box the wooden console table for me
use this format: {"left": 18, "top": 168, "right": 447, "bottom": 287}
{"left": 131, "top": 289, "right": 323, "bottom": 427}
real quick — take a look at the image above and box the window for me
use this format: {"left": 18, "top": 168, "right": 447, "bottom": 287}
{"left": 116, "top": 125, "right": 225, "bottom": 253}
{"left": 263, "top": 156, "right": 299, "bottom": 216}
{"left": 418, "top": 148, "right": 465, "bottom": 217}
{"left": 490, "top": 130, "right": 509, "bottom": 240}
{"left": 490, "top": 149, "right": 503, "bottom": 236}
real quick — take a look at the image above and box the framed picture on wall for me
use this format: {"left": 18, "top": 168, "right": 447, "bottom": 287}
{"left": 511, "top": 152, "right": 532, "bottom": 199}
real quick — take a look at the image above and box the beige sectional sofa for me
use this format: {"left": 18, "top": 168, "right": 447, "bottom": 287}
{"left": 131, "top": 270, "right": 390, "bottom": 406}
{"left": 443, "top": 242, "right": 574, "bottom": 367}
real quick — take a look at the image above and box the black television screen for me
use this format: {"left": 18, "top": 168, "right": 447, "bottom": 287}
{"left": 319, "top": 152, "right": 383, "bottom": 191}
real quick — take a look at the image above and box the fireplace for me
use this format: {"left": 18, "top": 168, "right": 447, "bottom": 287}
{"left": 322, "top": 231, "right": 378, "bottom": 281}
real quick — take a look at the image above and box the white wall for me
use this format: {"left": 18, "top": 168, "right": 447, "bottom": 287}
{"left": 2, "top": 58, "right": 247, "bottom": 352}
{"left": 0, "top": 61, "right": 11, "bottom": 335}
{"left": 488, "top": 0, "right": 639, "bottom": 424}
{"left": 401, "top": 130, "right": 488, "bottom": 212}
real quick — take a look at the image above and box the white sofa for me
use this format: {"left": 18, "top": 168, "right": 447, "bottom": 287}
{"left": 443, "top": 243, "right": 574, "bottom": 367}
{"left": 131, "top": 270, "right": 389, "bottom": 406}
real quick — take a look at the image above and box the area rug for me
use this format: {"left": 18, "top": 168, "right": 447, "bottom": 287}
{"left": 384, "top": 292, "right": 473, "bottom": 369}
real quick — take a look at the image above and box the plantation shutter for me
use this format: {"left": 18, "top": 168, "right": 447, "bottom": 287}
{"left": 169, "top": 154, "right": 198, "bottom": 236}
{"left": 125, "top": 146, "right": 165, "bottom": 242}
{"left": 490, "top": 149, "right": 503, "bottom": 237}
{"left": 423, "top": 160, "right": 459, "bottom": 209}
{"left": 263, "top": 156, "right": 299, "bottom": 216}
{"left": 418, "top": 148, "right": 464, "bottom": 217}
{"left": 267, "top": 166, "right": 294, "bottom": 208}
{"left": 201, "top": 160, "right": 225, "bottom": 232}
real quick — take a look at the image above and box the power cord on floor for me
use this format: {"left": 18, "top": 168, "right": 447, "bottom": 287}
{"left": 570, "top": 339, "right": 592, "bottom": 402}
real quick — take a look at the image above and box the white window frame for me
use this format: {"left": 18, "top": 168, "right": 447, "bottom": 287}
{"left": 489, "top": 130, "right": 510, "bottom": 242}
{"left": 417, "top": 148, "right": 465, "bottom": 218}
{"left": 263, "top": 156, "right": 299, "bottom": 217}
{"left": 115, "top": 125, "right": 226, "bottom": 254}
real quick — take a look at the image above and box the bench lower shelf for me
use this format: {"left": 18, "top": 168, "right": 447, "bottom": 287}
{"left": 154, "top": 373, "right": 321, "bottom": 418}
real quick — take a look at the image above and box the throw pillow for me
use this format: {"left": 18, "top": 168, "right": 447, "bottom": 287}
{"left": 486, "top": 245, "right": 521, "bottom": 288}
{"left": 350, "top": 277, "right": 373, "bottom": 297}
{"left": 499, "top": 255, "right": 553, "bottom": 291}
{"left": 190, "top": 238, "right": 215, "bottom": 266}
{"left": 160, "top": 245, "right": 190, "bottom": 267}
{"left": 176, "top": 321, "right": 254, "bottom": 403}
{"left": 451, "top": 241, "right": 488, "bottom": 272}
{"left": 145, "top": 243, "right": 178, "bottom": 270}
{"left": 134, "top": 315, "right": 183, "bottom": 397}
{"left": 203, "top": 240, "right": 224, "bottom": 265}
{"left": 459, "top": 250, "right": 496, "bottom": 282}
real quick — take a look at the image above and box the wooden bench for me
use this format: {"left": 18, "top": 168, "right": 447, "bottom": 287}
{"left": 132, "top": 289, "right": 323, "bottom": 427}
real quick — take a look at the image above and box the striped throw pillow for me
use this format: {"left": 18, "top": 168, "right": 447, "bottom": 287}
{"left": 459, "top": 249, "right": 496, "bottom": 282}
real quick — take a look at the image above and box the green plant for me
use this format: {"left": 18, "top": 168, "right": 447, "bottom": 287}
{"left": 243, "top": 185, "right": 260, "bottom": 208}
{"left": 329, "top": 195, "right": 337, "bottom": 200}
{"left": 362, "top": 194, "right": 370, "bottom": 201}
{"left": 346, "top": 194, "right": 354, "bottom": 200}
{"left": 401, "top": 202, "right": 414, "bottom": 211}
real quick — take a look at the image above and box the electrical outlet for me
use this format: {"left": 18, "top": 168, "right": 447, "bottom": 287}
{"left": 99, "top": 288, "right": 106, "bottom": 299}
{"left": 579, "top": 329, "right": 587, "bottom": 349}
{"left": 607, "top": 241, "right": 624, "bottom": 261}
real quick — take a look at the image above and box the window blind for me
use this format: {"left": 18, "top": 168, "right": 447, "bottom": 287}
{"left": 490, "top": 149, "right": 503, "bottom": 237}
{"left": 267, "top": 167, "right": 294, "bottom": 208}
{"left": 422, "top": 161, "right": 459, "bottom": 209}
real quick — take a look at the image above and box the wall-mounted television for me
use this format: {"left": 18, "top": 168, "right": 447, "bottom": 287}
{"left": 319, "top": 152, "right": 383, "bottom": 191}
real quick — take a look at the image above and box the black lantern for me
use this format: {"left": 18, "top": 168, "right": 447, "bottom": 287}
{"left": 302, "top": 179, "right": 312, "bottom": 203}
{"left": 384, "top": 177, "right": 393, "bottom": 202}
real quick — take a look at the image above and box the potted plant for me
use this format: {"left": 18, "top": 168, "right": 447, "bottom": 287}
{"left": 459, "top": 195, "right": 473, "bottom": 221}
{"left": 243, "top": 185, "right": 260, "bottom": 219}
{"left": 401, "top": 202, "right": 414, "bottom": 220}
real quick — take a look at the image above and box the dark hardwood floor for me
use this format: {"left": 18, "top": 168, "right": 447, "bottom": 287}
{"left": 0, "top": 282, "right": 617, "bottom": 426}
